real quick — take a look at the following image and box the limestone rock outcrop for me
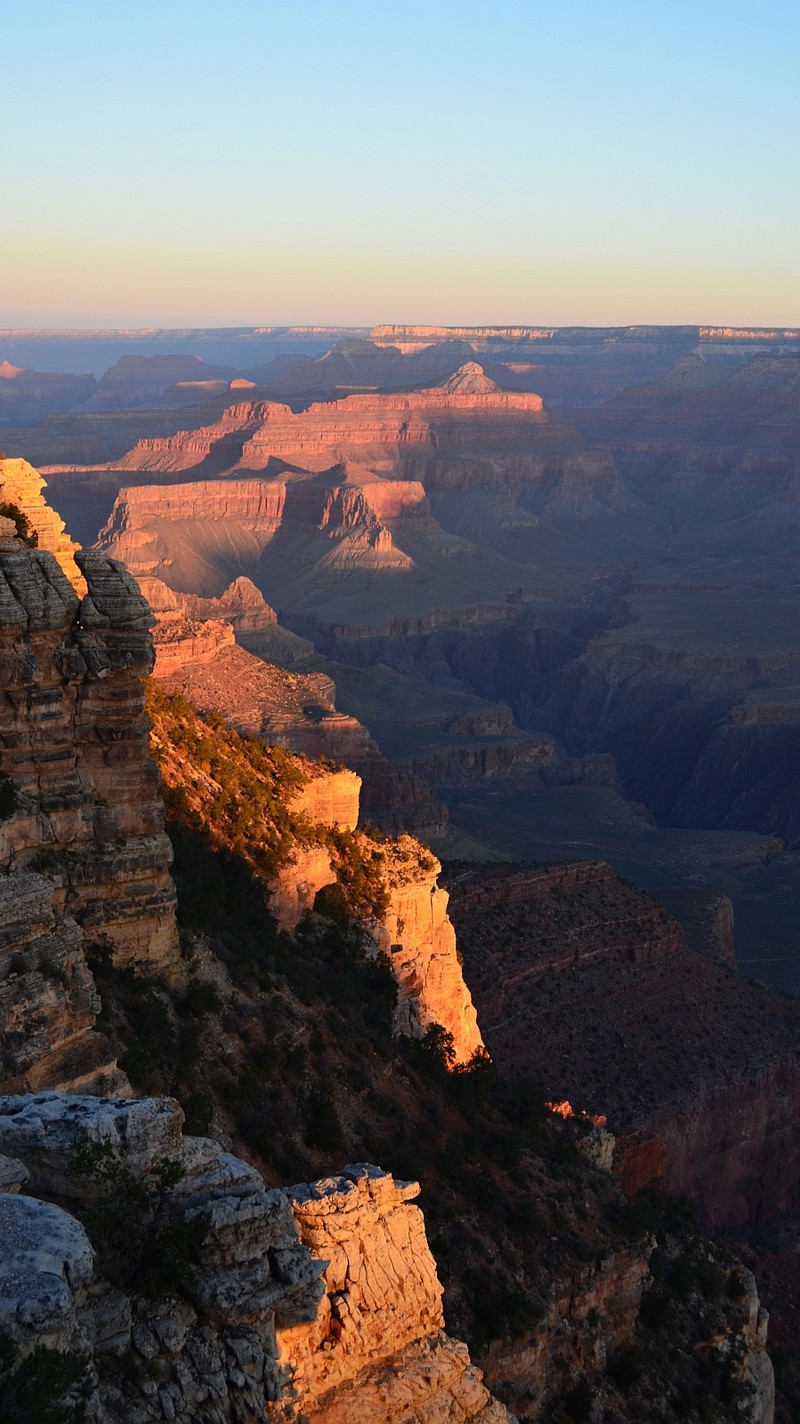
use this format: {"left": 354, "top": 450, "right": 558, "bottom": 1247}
{"left": 0, "top": 454, "right": 83, "bottom": 588}
{"left": 0, "top": 1092, "right": 325, "bottom": 1423}
{"left": 0, "top": 1096, "right": 510, "bottom": 1424}
{"left": 369, "top": 837, "right": 484, "bottom": 1065}
{"left": 281, "top": 1164, "right": 511, "bottom": 1424}
{"left": 0, "top": 539, "right": 178, "bottom": 975}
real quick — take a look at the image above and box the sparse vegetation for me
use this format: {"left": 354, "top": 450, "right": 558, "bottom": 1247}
{"left": 68, "top": 1133, "right": 207, "bottom": 1301}
{"left": 72, "top": 685, "right": 766, "bottom": 1421}
{"left": 0, "top": 500, "right": 37, "bottom": 547}
{"left": 0, "top": 1337, "right": 92, "bottom": 1424}
{"left": 0, "top": 772, "right": 18, "bottom": 820}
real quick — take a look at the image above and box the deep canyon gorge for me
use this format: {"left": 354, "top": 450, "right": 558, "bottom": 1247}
{"left": 1, "top": 324, "right": 800, "bottom": 1422}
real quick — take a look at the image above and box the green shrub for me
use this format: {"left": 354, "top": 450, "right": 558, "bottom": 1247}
{"left": 0, "top": 501, "right": 38, "bottom": 547}
{"left": 305, "top": 1085, "right": 343, "bottom": 1153}
{"left": 68, "top": 1134, "right": 206, "bottom": 1301}
{"left": 563, "top": 1377, "right": 593, "bottom": 1422}
{"left": 607, "top": 1346, "right": 643, "bottom": 1390}
{"left": 0, "top": 773, "right": 18, "bottom": 820}
{"left": 0, "top": 1346, "right": 91, "bottom": 1423}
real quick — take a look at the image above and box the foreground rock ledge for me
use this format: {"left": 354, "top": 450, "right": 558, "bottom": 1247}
{"left": 0, "top": 1092, "right": 512, "bottom": 1424}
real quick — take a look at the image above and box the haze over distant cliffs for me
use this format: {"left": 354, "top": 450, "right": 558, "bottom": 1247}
{"left": 3, "top": 327, "right": 800, "bottom": 997}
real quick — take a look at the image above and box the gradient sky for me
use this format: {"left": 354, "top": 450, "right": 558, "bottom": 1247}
{"left": 3, "top": 0, "right": 799, "bottom": 327}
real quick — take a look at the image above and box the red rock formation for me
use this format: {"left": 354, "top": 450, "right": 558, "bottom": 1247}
{"left": 447, "top": 861, "right": 800, "bottom": 1229}
{"left": 101, "top": 367, "right": 546, "bottom": 479}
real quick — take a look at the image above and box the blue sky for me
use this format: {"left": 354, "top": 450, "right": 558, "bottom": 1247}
{"left": 3, "top": 0, "right": 799, "bottom": 326}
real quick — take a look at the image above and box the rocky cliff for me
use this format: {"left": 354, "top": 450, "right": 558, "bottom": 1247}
{"left": 0, "top": 454, "right": 83, "bottom": 588}
{"left": 0, "top": 516, "right": 181, "bottom": 1099}
{"left": 0, "top": 537, "right": 178, "bottom": 975}
{"left": 281, "top": 1164, "right": 508, "bottom": 1424}
{"left": 0, "top": 1093, "right": 510, "bottom": 1424}
{"left": 145, "top": 581, "right": 447, "bottom": 840}
{"left": 148, "top": 687, "right": 483, "bottom": 1065}
{"left": 447, "top": 861, "right": 800, "bottom": 1231}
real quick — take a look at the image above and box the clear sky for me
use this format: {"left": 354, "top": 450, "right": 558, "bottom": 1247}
{"left": 3, "top": 0, "right": 799, "bottom": 328}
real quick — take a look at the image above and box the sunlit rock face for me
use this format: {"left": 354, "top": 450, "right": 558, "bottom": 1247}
{"left": 0, "top": 1098, "right": 510, "bottom": 1424}
{"left": 0, "top": 454, "right": 84, "bottom": 588}
{"left": 281, "top": 1164, "right": 512, "bottom": 1424}
{"left": 369, "top": 836, "right": 485, "bottom": 1066}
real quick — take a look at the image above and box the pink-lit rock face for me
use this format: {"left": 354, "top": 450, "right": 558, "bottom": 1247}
{"left": 100, "top": 365, "right": 545, "bottom": 478}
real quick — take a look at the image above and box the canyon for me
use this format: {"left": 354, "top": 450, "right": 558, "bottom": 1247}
{"left": 3, "top": 328, "right": 800, "bottom": 1417}
{"left": 28, "top": 338, "right": 794, "bottom": 1003}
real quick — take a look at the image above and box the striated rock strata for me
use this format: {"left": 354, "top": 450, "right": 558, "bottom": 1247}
{"left": 0, "top": 1094, "right": 509, "bottom": 1424}
{"left": 0, "top": 536, "right": 178, "bottom": 974}
{"left": 0, "top": 454, "right": 83, "bottom": 588}
{"left": 281, "top": 1163, "right": 510, "bottom": 1424}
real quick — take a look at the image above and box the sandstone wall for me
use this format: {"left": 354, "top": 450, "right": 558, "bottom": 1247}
{"left": 0, "top": 538, "right": 178, "bottom": 974}
{"left": 0, "top": 1095, "right": 510, "bottom": 1424}
{"left": 281, "top": 1164, "right": 511, "bottom": 1424}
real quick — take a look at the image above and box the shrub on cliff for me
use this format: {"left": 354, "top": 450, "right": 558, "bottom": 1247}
{"left": 0, "top": 1342, "right": 92, "bottom": 1424}
{"left": 68, "top": 1133, "right": 207, "bottom": 1301}
{"left": 0, "top": 500, "right": 38, "bottom": 546}
{"left": 147, "top": 685, "right": 309, "bottom": 881}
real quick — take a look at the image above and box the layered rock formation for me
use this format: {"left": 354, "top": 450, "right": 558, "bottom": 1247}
{"left": 0, "top": 538, "right": 178, "bottom": 974}
{"left": 95, "top": 365, "right": 546, "bottom": 477}
{"left": 146, "top": 581, "right": 447, "bottom": 840}
{"left": 0, "top": 1094, "right": 509, "bottom": 1424}
{"left": 281, "top": 1164, "right": 509, "bottom": 1424}
{"left": 0, "top": 454, "right": 83, "bottom": 587}
{"left": 0, "top": 868, "right": 129, "bottom": 1096}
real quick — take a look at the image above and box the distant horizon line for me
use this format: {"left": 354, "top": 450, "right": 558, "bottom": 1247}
{"left": 3, "top": 324, "right": 800, "bottom": 339}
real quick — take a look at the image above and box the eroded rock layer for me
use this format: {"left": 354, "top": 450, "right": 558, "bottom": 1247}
{"left": 0, "top": 1094, "right": 510, "bottom": 1424}
{"left": 281, "top": 1164, "right": 510, "bottom": 1424}
{"left": 0, "top": 537, "right": 178, "bottom": 974}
